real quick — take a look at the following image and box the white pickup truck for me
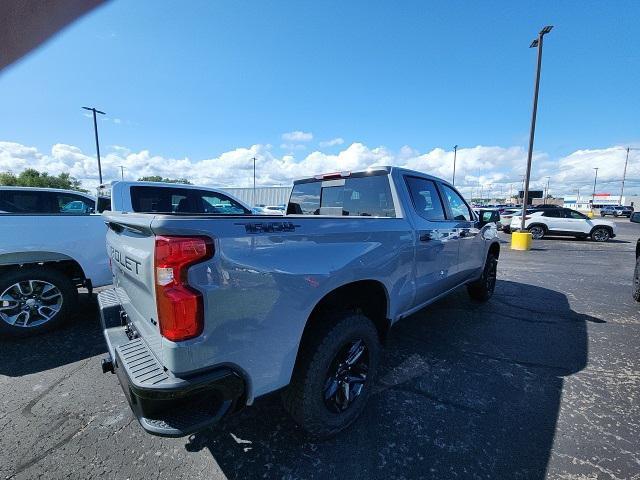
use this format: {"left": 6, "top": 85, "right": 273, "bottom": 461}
{"left": 0, "top": 186, "right": 111, "bottom": 336}
{"left": 0, "top": 183, "right": 250, "bottom": 337}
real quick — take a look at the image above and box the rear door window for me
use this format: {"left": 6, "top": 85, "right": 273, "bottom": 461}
{"left": 130, "top": 186, "right": 250, "bottom": 214}
{"left": 0, "top": 190, "right": 51, "bottom": 213}
{"left": 287, "top": 174, "right": 395, "bottom": 217}
{"left": 404, "top": 176, "right": 445, "bottom": 221}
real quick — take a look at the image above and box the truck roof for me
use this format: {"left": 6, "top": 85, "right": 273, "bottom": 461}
{"left": 0, "top": 185, "right": 96, "bottom": 200}
{"left": 293, "top": 166, "right": 453, "bottom": 187}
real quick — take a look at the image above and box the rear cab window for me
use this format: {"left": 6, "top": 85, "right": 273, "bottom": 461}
{"left": 129, "top": 186, "right": 250, "bottom": 214}
{"left": 287, "top": 173, "right": 395, "bottom": 217}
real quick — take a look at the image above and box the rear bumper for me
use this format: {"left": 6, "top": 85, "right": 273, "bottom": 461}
{"left": 98, "top": 289, "right": 245, "bottom": 437}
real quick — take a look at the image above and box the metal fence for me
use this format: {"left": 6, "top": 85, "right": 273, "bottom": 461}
{"left": 220, "top": 186, "right": 292, "bottom": 207}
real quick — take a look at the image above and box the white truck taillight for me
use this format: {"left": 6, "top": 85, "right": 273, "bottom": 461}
{"left": 154, "top": 236, "right": 213, "bottom": 341}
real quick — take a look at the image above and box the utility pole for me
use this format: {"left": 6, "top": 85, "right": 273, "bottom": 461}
{"left": 520, "top": 25, "right": 553, "bottom": 231}
{"left": 118, "top": 165, "right": 125, "bottom": 180}
{"left": 592, "top": 167, "right": 599, "bottom": 209}
{"left": 82, "top": 106, "right": 106, "bottom": 184}
{"left": 544, "top": 176, "right": 551, "bottom": 204}
{"left": 620, "top": 148, "right": 639, "bottom": 205}
{"left": 252, "top": 157, "right": 256, "bottom": 207}
{"left": 452, "top": 145, "right": 458, "bottom": 186}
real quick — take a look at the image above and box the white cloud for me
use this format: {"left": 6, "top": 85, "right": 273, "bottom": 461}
{"left": 1, "top": 140, "right": 639, "bottom": 199}
{"left": 280, "top": 143, "right": 307, "bottom": 151}
{"left": 319, "top": 137, "right": 345, "bottom": 147}
{"left": 281, "top": 131, "right": 313, "bottom": 142}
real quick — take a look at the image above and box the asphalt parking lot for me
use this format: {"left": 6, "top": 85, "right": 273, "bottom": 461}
{"left": 1, "top": 218, "right": 639, "bottom": 480}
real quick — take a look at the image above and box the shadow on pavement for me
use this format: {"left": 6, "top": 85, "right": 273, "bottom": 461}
{"left": 0, "top": 292, "right": 106, "bottom": 377}
{"left": 185, "top": 280, "right": 597, "bottom": 479}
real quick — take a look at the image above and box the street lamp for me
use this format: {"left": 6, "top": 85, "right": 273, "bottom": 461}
{"left": 544, "top": 176, "right": 551, "bottom": 204}
{"left": 591, "top": 167, "right": 599, "bottom": 210}
{"left": 520, "top": 25, "right": 553, "bottom": 232}
{"left": 82, "top": 106, "right": 106, "bottom": 184}
{"left": 452, "top": 145, "right": 458, "bottom": 186}
{"left": 620, "top": 147, "right": 639, "bottom": 205}
{"left": 252, "top": 157, "right": 256, "bottom": 207}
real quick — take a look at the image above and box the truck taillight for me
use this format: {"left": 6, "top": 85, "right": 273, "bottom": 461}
{"left": 154, "top": 236, "right": 213, "bottom": 342}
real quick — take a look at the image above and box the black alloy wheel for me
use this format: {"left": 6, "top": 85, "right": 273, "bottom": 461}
{"left": 323, "top": 339, "right": 369, "bottom": 413}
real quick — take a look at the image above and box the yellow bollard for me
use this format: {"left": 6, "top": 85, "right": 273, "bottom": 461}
{"left": 511, "top": 231, "right": 533, "bottom": 251}
{"left": 587, "top": 210, "right": 594, "bottom": 218}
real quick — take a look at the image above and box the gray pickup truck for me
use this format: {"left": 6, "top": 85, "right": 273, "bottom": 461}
{"left": 99, "top": 167, "right": 500, "bottom": 438}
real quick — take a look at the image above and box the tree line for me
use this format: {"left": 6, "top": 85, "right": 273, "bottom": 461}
{"left": 0, "top": 169, "right": 192, "bottom": 191}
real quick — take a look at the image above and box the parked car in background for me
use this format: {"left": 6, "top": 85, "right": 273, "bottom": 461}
{"left": 0, "top": 182, "right": 250, "bottom": 337}
{"left": 510, "top": 208, "right": 616, "bottom": 241}
{"left": 501, "top": 207, "right": 541, "bottom": 233}
{"left": 600, "top": 205, "right": 634, "bottom": 218}
{"left": 99, "top": 167, "right": 500, "bottom": 439}
{"left": 631, "top": 212, "right": 640, "bottom": 301}
{"left": 252, "top": 205, "right": 285, "bottom": 215}
{"left": 0, "top": 187, "right": 111, "bottom": 336}
{"left": 473, "top": 208, "right": 502, "bottom": 230}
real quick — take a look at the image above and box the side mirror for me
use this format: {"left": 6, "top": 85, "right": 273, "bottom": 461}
{"left": 631, "top": 212, "right": 640, "bottom": 223}
{"left": 477, "top": 209, "right": 500, "bottom": 227}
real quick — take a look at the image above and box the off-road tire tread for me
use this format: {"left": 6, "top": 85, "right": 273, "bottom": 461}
{"left": 282, "top": 312, "right": 380, "bottom": 438}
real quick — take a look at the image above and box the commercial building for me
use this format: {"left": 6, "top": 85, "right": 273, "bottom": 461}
{"left": 220, "top": 186, "right": 291, "bottom": 207}
{"left": 563, "top": 193, "right": 631, "bottom": 211}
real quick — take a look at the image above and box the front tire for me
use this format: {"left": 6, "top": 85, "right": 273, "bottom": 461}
{"left": 467, "top": 253, "right": 498, "bottom": 302}
{"left": 282, "top": 312, "right": 381, "bottom": 438}
{"left": 591, "top": 227, "right": 611, "bottom": 242}
{"left": 0, "top": 267, "right": 77, "bottom": 337}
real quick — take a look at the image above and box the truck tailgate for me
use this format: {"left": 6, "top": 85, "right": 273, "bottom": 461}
{"left": 105, "top": 215, "right": 163, "bottom": 360}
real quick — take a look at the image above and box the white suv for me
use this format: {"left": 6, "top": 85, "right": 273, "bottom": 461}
{"left": 510, "top": 208, "right": 616, "bottom": 242}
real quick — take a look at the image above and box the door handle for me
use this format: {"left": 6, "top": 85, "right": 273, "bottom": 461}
{"left": 419, "top": 231, "right": 433, "bottom": 242}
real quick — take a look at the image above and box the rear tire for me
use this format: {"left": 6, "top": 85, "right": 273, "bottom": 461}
{"left": 282, "top": 312, "right": 381, "bottom": 439}
{"left": 591, "top": 227, "right": 611, "bottom": 242}
{"left": 528, "top": 224, "right": 546, "bottom": 240}
{"left": 467, "top": 253, "right": 498, "bottom": 302}
{"left": 0, "top": 267, "right": 77, "bottom": 337}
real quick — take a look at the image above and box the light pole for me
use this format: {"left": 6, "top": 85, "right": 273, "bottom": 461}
{"left": 82, "top": 106, "right": 106, "bottom": 184}
{"left": 620, "top": 147, "right": 639, "bottom": 205}
{"left": 544, "top": 176, "right": 551, "bottom": 204}
{"left": 118, "top": 165, "right": 125, "bottom": 180}
{"left": 591, "top": 167, "right": 599, "bottom": 210}
{"left": 520, "top": 25, "right": 553, "bottom": 232}
{"left": 452, "top": 145, "right": 458, "bottom": 186}
{"left": 252, "top": 157, "right": 256, "bottom": 207}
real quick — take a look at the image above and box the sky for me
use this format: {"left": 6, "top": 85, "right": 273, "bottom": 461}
{"left": 1, "top": 0, "right": 639, "bottom": 199}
